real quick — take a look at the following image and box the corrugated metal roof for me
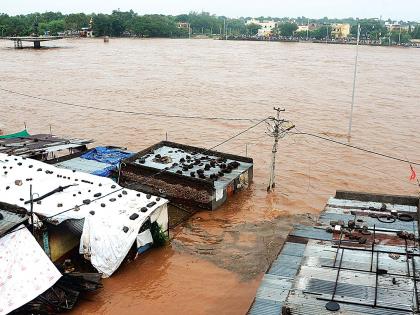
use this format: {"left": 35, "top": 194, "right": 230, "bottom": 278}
{"left": 327, "top": 197, "right": 418, "bottom": 213}
{"left": 284, "top": 290, "right": 409, "bottom": 315}
{"left": 319, "top": 210, "right": 417, "bottom": 234}
{"left": 290, "top": 224, "right": 333, "bottom": 241}
{"left": 248, "top": 298, "right": 282, "bottom": 315}
{"left": 279, "top": 242, "right": 306, "bottom": 257}
{"left": 248, "top": 242, "right": 306, "bottom": 315}
{"left": 0, "top": 209, "right": 28, "bottom": 237}
{"left": 0, "top": 134, "right": 92, "bottom": 158}
{"left": 250, "top": 191, "right": 420, "bottom": 315}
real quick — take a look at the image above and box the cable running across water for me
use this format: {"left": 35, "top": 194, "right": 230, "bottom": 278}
{"left": 0, "top": 87, "right": 259, "bottom": 122}
{"left": 288, "top": 131, "right": 420, "bottom": 166}
{"left": 0, "top": 117, "right": 268, "bottom": 237}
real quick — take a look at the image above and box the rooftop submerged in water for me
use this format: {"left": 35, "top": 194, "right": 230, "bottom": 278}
{"left": 119, "top": 141, "right": 253, "bottom": 210}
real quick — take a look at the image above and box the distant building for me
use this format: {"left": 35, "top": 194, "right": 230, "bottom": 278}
{"left": 385, "top": 22, "right": 410, "bottom": 32}
{"left": 297, "top": 23, "right": 318, "bottom": 33}
{"left": 80, "top": 27, "right": 93, "bottom": 38}
{"left": 246, "top": 18, "right": 277, "bottom": 37}
{"left": 177, "top": 22, "right": 189, "bottom": 30}
{"left": 80, "top": 18, "right": 94, "bottom": 38}
{"left": 330, "top": 23, "right": 351, "bottom": 38}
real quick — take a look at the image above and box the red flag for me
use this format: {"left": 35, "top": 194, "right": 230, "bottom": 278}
{"left": 409, "top": 165, "right": 417, "bottom": 181}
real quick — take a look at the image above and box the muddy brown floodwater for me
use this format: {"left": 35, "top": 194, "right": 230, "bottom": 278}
{"left": 1, "top": 38, "right": 419, "bottom": 314}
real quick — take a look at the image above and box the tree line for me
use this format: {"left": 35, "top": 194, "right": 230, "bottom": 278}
{"left": 0, "top": 11, "right": 253, "bottom": 37}
{"left": 0, "top": 11, "right": 419, "bottom": 42}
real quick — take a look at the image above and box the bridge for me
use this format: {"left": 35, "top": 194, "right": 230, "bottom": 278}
{"left": 1, "top": 36, "right": 64, "bottom": 49}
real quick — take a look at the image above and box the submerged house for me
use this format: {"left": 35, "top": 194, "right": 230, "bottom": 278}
{"left": 0, "top": 153, "right": 169, "bottom": 277}
{"left": 119, "top": 141, "right": 253, "bottom": 210}
{"left": 0, "top": 131, "right": 92, "bottom": 161}
{"left": 52, "top": 146, "right": 134, "bottom": 178}
{"left": 249, "top": 191, "right": 420, "bottom": 315}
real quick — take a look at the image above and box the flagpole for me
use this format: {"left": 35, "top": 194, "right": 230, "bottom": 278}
{"left": 348, "top": 23, "right": 360, "bottom": 141}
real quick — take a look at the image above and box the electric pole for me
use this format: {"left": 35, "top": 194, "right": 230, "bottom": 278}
{"left": 266, "top": 107, "right": 295, "bottom": 192}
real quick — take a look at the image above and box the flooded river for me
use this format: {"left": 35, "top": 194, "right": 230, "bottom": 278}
{"left": 1, "top": 38, "right": 419, "bottom": 314}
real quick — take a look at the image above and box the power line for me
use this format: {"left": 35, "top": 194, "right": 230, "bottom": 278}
{"left": 289, "top": 131, "right": 420, "bottom": 166}
{"left": 1, "top": 117, "right": 268, "bottom": 237}
{"left": 0, "top": 87, "right": 259, "bottom": 122}
{"left": 139, "top": 117, "right": 267, "bottom": 186}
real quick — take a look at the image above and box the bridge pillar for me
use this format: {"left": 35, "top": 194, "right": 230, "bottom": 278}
{"left": 33, "top": 40, "right": 41, "bottom": 49}
{"left": 14, "top": 39, "right": 23, "bottom": 49}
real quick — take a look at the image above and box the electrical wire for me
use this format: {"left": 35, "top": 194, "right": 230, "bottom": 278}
{"left": 0, "top": 117, "right": 268, "bottom": 237}
{"left": 138, "top": 117, "right": 267, "bottom": 186}
{"left": 0, "top": 87, "right": 259, "bottom": 122}
{"left": 288, "top": 131, "right": 420, "bottom": 166}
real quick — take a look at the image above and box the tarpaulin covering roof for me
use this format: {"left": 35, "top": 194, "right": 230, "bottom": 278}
{"left": 55, "top": 147, "right": 134, "bottom": 177}
{"left": 0, "top": 129, "right": 30, "bottom": 139}
{"left": 0, "top": 225, "right": 61, "bottom": 315}
{"left": 0, "top": 153, "right": 168, "bottom": 277}
{"left": 81, "top": 147, "right": 133, "bottom": 166}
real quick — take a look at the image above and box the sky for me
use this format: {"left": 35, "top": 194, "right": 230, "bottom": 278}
{"left": 3, "top": 0, "right": 419, "bottom": 21}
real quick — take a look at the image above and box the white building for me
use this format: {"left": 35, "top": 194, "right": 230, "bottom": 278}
{"left": 385, "top": 22, "right": 410, "bottom": 32}
{"left": 246, "top": 18, "right": 277, "bottom": 37}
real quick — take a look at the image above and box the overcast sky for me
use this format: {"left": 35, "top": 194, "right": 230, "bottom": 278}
{"left": 3, "top": 0, "right": 419, "bottom": 21}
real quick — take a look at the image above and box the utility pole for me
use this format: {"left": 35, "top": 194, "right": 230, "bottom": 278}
{"left": 398, "top": 27, "right": 401, "bottom": 45}
{"left": 306, "top": 18, "right": 309, "bottom": 40}
{"left": 348, "top": 23, "right": 361, "bottom": 140}
{"left": 266, "top": 107, "right": 295, "bottom": 192}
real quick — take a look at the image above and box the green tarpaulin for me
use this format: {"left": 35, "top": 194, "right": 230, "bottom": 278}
{"left": 0, "top": 129, "right": 30, "bottom": 139}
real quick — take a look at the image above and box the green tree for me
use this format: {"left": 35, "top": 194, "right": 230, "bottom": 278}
{"left": 39, "top": 19, "right": 65, "bottom": 35}
{"left": 277, "top": 22, "right": 298, "bottom": 36}
{"left": 412, "top": 25, "right": 420, "bottom": 39}
{"left": 130, "top": 15, "right": 183, "bottom": 37}
{"left": 110, "top": 10, "right": 137, "bottom": 36}
{"left": 92, "top": 14, "right": 112, "bottom": 36}
{"left": 311, "top": 26, "right": 328, "bottom": 39}
{"left": 390, "top": 30, "right": 411, "bottom": 44}
{"left": 350, "top": 19, "right": 386, "bottom": 40}
{"left": 64, "top": 13, "right": 90, "bottom": 31}
{"left": 246, "top": 23, "right": 261, "bottom": 35}
{"left": 7, "top": 16, "right": 31, "bottom": 36}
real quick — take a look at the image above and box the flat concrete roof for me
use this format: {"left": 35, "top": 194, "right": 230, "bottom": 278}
{"left": 133, "top": 144, "right": 253, "bottom": 190}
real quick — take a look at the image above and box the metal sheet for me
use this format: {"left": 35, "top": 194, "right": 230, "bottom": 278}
{"left": 327, "top": 197, "right": 418, "bottom": 213}
{"left": 0, "top": 209, "right": 28, "bottom": 237}
{"left": 248, "top": 298, "right": 282, "bottom": 315}
{"left": 250, "top": 192, "right": 420, "bottom": 315}
{"left": 55, "top": 157, "right": 111, "bottom": 174}
{"left": 319, "top": 211, "right": 417, "bottom": 233}
{"left": 291, "top": 224, "right": 332, "bottom": 241}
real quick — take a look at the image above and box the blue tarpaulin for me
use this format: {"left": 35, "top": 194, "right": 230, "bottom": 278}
{"left": 80, "top": 147, "right": 134, "bottom": 177}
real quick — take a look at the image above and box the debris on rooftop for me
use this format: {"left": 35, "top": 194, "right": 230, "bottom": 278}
{"left": 0, "top": 134, "right": 92, "bottom": 161}
{"left": 0, "top": 153, "right": 169, "bottom": 277}
{"left": 120, "top": 141, "right": 253, "bottom": 210}
{"left": 249, "top": 190, "right": 420, "bottom": 315}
